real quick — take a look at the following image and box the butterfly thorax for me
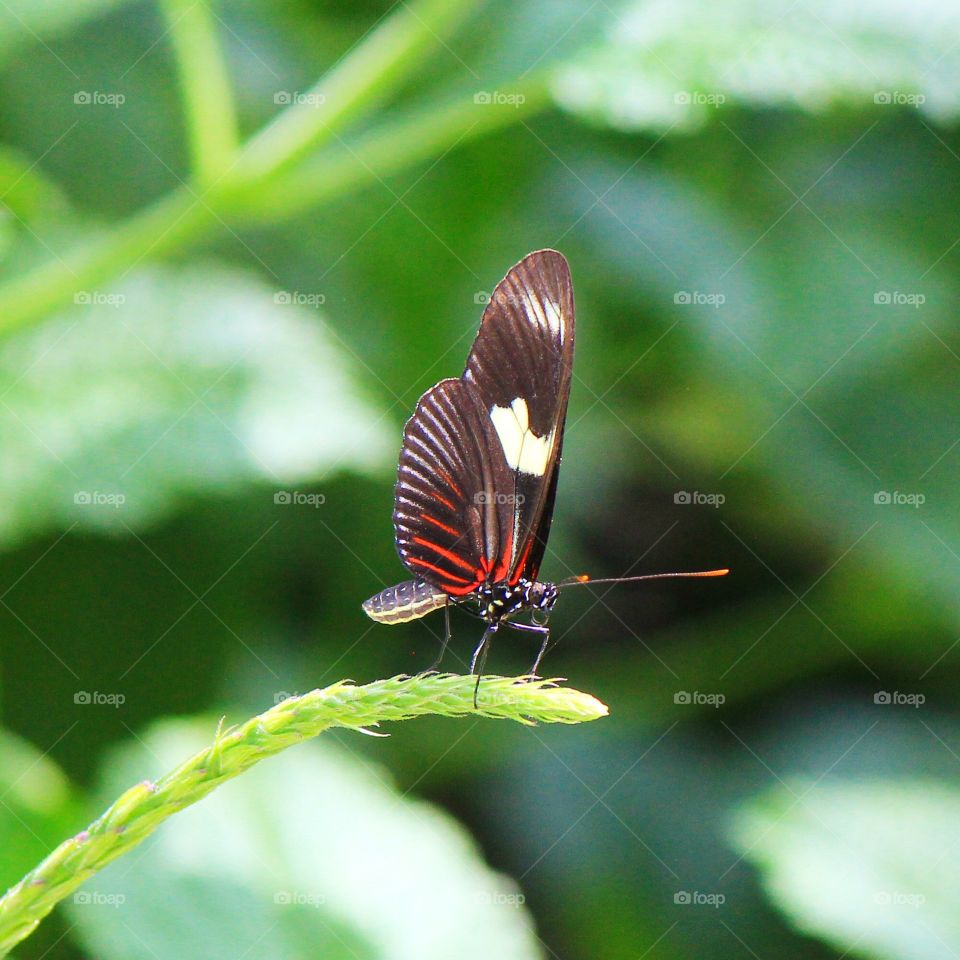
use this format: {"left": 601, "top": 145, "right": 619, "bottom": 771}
{"left": 477, "top": 578, "right": 558, "bottom": 622}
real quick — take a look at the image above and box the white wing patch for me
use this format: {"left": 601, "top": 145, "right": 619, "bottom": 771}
{"left": 543, "top": 298, "right": 564, "bottom": 343}
{"left": 490, "top": 397, "right": 556, "bottom": 476}
{"left": 523, "top": 296, "right": 564, "bottom": 344}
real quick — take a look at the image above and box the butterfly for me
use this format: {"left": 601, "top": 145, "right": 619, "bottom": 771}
{"left": 363, "top": 250, "right": 727, "bottom": 702}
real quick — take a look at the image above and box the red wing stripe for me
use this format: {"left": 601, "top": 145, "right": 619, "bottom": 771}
{"left": 411, "top": 537, "right": 477, "bottom": 574}
{"left": 421, "top": 513, "right": 461, "bottom": 537}
{"left": 492, "top": 527, "right": 513, "bottom": 582}
{"left": 437, "top": 468, "right": 464, "bottom": 499}
{"left": 406, "top": 557, "right": 473, "bottom": 585}
{"left": 509, "top": 536, "right": 535, "bottom": 585}
{"left": 441, "top": 581, "right": 482, "bottom": 596}
{"left": 430, "top": 492, "right": 457, "bottom": 511}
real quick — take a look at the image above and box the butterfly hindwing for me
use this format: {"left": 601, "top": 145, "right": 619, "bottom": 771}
{"left": 394, "top": 379, "right": 515, "bottom": 594}
{"left": 393, "top": 250, "right": 575, "bottom": 596}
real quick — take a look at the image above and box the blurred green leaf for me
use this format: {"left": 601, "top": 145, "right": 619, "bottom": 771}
{"left": 571, "top": 155, "right": 960, "bottom": 631}
{"left": 732, "top": 780, "right": 960, "bottom": 960}
{"left": 0, "top": 147, "right": 71, "bottom": 264}
{"left": 0, "top": 262, "right": 392, "bottom": 545}
{"left": 0, "top": 215, "right": 11, "bottom": 263}
{"left": 0, "top": 0, "right": 127, "bottom": 61}
{"left": 0, "top": 727, "right": 80, "bottom": 891}
{"left": 554, "top": 0, "right": 960, "bottom": 131}
{"left": 66, "top": 718, "right": 543, "bottom": 960}
{"left": 0, "top": 1, "right": 957, "bottom": 957}
{"left": 0, "top": 146, "right": 70, "bottom": 226}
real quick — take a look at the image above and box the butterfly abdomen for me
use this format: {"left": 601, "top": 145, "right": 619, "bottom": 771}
{"left": 362, "top": 579, "right": 449, "bottom": 624}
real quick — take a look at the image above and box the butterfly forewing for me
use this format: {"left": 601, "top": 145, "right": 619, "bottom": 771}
{"left": 463, "top": 250, "right": 575, "bottom": 583}
{"left": 393, "top": 250, "right": 575, "bottom": 597}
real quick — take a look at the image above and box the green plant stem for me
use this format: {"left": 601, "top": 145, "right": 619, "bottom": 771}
{"left": 228, "top": 0, "right": 476, "bottom": 187}
{"left": 236, "top": 77, "right": 553, "bottom": 223}
{"left": 0, "top": 674, "right": 606, "bottom": 957}
{"left": 0, "top": 75, "right": 550, "bottom": 337}
{"left": 0, "top": 0, "right": 490, "bottom": 337}
{"left": 0, "top": 189, "right": 210, "bottom": 335}
{"left": 159, "top": 0, "right": 239, "bottom": 184}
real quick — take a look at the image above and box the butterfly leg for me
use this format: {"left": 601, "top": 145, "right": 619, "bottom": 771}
{"left": 530, "top": 625, "right": 552, "bottom": 677}
{"left": 424, "top": 599, "right": 452, "bottom": 673}
{"left": 471, "top": 622, "right": 498, "bottom": 708}
{"left": 504, "top": 620, "right": 552, "bottom": 678}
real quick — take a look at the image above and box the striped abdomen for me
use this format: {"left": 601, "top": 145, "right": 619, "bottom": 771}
{"left": 362, "top": 579, "right": 449, "bottom": 624}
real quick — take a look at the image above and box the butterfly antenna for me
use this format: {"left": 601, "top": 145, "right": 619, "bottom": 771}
{"left": 558, "top": 569, "right": 729, "bottom": 588}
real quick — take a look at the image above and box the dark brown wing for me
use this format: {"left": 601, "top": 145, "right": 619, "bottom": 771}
{"left": 393, "top": 250, "right": 575, "bottom": 595}
{"left": 393, "top": 379, "right": 516, "bottom": 595}
{"left": 462, "top": 249, "right": 575, "bottom": 582}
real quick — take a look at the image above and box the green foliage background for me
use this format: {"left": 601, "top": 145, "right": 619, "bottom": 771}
{"left": 1, "top": 0, "right": 958, "bottom": 957}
